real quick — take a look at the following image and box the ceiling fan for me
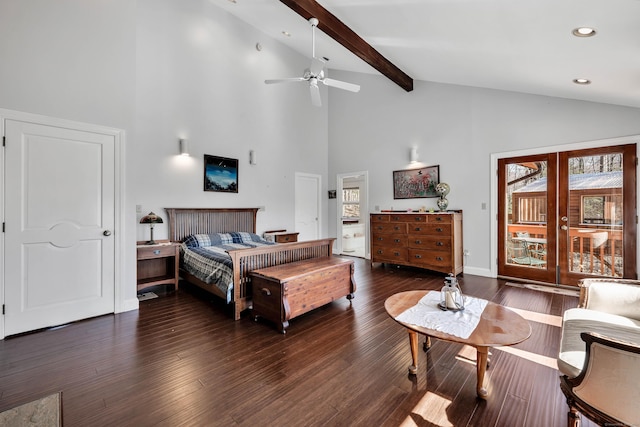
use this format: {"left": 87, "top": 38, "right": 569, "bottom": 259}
{"left": 265, "top": 17, "right": 361, "bottom": 107}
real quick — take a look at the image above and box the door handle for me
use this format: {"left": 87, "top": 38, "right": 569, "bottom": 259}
{"left": 103, "top": 230, "right": 112, "bottom": 236}
{"left": 560, "top": 225, "right": 568, "bottom": 230}
{"left": 561, "top": 216, "right": 568, "bottom": 222}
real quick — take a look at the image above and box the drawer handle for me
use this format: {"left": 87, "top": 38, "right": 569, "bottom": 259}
{"left": 377, "top": 226, "right": 383, "bottom": 230}
{"left": 415, "top": 255, "right": 422, "bottom": 259}
{"left": 394, "top": 239, "right": 401, "bottom": 243}
{"left": 414, "top": 227, "right": 422, "bottom": 232}
{"left": 415, "top": 240, "right": 422, "bottom": 244}
{"left": 436, "top": 228, "right": 443, "bottom": 232}
{"left": 153, "top": 250, "right": 161, "bottom": 255}
{"left": 261, "top": 288, "right": 271, "bottom": 296}
{"left": 377, "top": 250, "right": 383, "bottom": 254}
{"left": 394, "top": 252, "right": 400, "bottom": 256}
{"left": 392, "top": 216, "right": 400, "bottom": 221}
{"left": 377, "top": 237, "right": 383, "bottom": 241}
{"left": 436, "top": 217, "right": 443, "bottom": 221}
{"left": 435, "top": 256, "right": 443, "bottom": 261}
{"left": 394, "top": 226, "right": 401, "bottom": 231}
{"left": 436, "top": 241, "right": 444, "bottom": 246}
{"left": 414, "top": 217, "right": 422, "bottom": 221}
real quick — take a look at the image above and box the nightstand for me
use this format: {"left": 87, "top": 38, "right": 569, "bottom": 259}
{"left": 136, "top": 241, "right": 180, "bottom": 292}
{"left": 264, "top": 230, "right": 299, "bottom": 243}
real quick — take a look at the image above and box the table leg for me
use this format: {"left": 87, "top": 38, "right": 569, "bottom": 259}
{"left": 476, "top": 346, "right": 489, "bottom": 399}
{"left": 423, "top": 335, "right": 432, "bottom": 352}
{"left": 408, "top": 330, "right": 419, "bottom": 375}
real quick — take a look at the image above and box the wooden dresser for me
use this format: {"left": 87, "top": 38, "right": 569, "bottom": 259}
{"left": 370, "top": 211, "right": 463, "bottom": 275}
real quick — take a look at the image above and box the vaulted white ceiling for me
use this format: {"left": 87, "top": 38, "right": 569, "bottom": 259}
{"left": 215, "top": 0, "right": 640, "bottom": 108}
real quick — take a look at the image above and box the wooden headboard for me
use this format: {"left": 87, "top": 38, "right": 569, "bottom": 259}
{"left": 165, "top": 208, "right": 259, "bottom": 242}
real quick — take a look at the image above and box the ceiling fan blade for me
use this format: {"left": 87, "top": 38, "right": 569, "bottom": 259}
{"left": 310, "top": 57, "right": 324, "bottom": 77}
{"left": 309, "top": 81, "right": 322, "bottom": 107}
{"left": 322, "top": 78, "right": 361, "bottom": 93}
{"left": 265, "top": 77, "right": 306, "bottom": 84}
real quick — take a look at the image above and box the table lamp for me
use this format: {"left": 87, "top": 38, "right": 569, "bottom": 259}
{"left": 140, "top": 212, "right": 163, "bottom": 245}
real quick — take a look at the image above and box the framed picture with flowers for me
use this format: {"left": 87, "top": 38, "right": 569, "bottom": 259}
{"left": 393, "top": 165, "right": 440, "bottom": 199}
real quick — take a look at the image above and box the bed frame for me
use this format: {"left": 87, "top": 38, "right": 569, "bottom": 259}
{"left": 165, "top": 208, "right": 335, "bottom": 320}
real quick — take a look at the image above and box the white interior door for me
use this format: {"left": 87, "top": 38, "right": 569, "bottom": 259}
{"left": 295, "top": 172, "right": 321, "bottom": 241}
{"left": 3, "top": 118, "right": 115, "bottom": 336}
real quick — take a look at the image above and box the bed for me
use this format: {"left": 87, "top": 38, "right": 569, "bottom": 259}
{"left": 166, "top": 208, "right": 336, "bottom": 320}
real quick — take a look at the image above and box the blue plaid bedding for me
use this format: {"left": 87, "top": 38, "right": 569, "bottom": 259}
{"left": 180, "top": 232, "right": 275, "bottom": 303}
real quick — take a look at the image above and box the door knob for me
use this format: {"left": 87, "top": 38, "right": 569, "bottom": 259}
{"left": 560, "top": 225, "right": 568, "bottom": 230}
{"left": 561, "top": 216, "right": 568, "bottom": 222}
{"left": 103, "top": 230, "right": 112, "bottom": 236}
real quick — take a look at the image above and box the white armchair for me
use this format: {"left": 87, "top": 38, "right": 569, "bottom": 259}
{"left": 558, "top": 278, "right": 640, "bottom": 427}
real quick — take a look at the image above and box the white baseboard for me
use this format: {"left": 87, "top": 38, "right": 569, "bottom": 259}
{"left": 463, "top": 266, "right": 493, "bottom": 277}
{"left": 118, "top": 297, "right": 140, "bottom": 313}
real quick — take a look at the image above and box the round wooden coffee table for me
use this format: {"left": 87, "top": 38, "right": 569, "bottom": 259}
{"left": 385, "top": 290, "right": 531, "bottom": 399}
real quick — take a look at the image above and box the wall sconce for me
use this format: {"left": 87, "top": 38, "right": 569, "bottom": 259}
{"left": 410, "top": 146, "right": 418, "bottom": 163}
{"left": 179, "top": 138, "right": 189, "bottom": 156}
{"left": 249, "top": 149, "right": 257, "bottom": 165}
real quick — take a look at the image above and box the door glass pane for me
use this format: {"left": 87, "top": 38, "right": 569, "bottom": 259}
{"left": 567, "top": 154, "right": 623, "bottom": 277}
{"left": 504, "top": 161, "right": 548, "bottom": 268}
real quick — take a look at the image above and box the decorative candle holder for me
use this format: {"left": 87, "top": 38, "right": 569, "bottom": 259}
{"left": 439, "top": 274, "right": 465, "bottom": 311}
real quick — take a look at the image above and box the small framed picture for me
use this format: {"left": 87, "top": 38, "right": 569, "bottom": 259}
{"left": 393, "top": 165, "right": 440, "bottom": 199}
{"left": 204, "top": 155, "right": 238, "bottom": 193}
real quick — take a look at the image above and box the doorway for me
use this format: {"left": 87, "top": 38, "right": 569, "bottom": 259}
{"left": 337, "top": 171, "right": 368, "bottom": 258}
{"left": 497, "top": 143, "right": 637, "bottom": 286}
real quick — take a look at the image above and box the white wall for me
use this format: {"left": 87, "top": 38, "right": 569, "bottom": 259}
{"left": 0, "top": 0, "right": 329, "bottom": 312}
{"left": 134, "top": 0, "right": 329, "bottom": 240}
{"left": 0, "top": 0, "right": 138, "bottom": 307}
{"left": 328, "top": 70, "right": 640, "bottom": 276}
{"left": 3, "top": 0, "right": 640, "bottom": 304}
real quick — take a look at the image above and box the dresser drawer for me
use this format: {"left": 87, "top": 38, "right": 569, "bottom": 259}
{"left": 372, "top": 246, "right": 408, "bottom": 263}
{"left": 408, "top": 249, "right": 452, "bottom": 268}
{"left": 372, "top": 234, "right": 407, "bottom": 247}
{"left": 371, "top": 214, "right": 390, "bottom": 223}
{"left": 371, "top": 222, "right": 408, "bottom": 234}
{"left": 390, "top": 214, "right": 426, "bottom": 223}
{"left": 409, "top": 223, "right": 452, "bottom": 236}
{"left": 408, "top": 235, "right": 451, "bottom": 250}
{"left": 427, "top": 214, "right": 452, "bottom": 224}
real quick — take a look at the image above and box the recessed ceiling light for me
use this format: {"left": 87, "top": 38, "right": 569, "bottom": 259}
{"left": 572, "top": 27, "right": 596, "bottom": 37}
{"left": 282, "top": 31, "right": 291, "bottom": 37}
{"left": 573, "top": 78, "right": 591, "bottom": 85}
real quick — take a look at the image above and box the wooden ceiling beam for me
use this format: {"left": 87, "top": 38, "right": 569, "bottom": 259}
{"left": 279, "top": 0, "right": 413, "bottom": 92}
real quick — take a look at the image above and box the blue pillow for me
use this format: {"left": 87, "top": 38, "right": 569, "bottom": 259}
{"left": 182, "top": 232, "right": 265, "bottom": 248}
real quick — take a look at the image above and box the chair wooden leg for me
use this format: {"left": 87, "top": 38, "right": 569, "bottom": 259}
{"left": 568, "top": 405, "right": 580, "bottom": 427}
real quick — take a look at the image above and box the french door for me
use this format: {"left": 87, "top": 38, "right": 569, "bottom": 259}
{"left": 498, "top": 144, "right": 636, "bottom": 286}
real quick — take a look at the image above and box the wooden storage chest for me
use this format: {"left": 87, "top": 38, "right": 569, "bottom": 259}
{"left": 370, "top": 211, "right": 463, "bottom": 275}
{"left": 250, "top": 256, "right": 356, "bottom": 333}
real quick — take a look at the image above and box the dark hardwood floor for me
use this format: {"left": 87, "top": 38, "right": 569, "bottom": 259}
{"left": 0, "top": 258, "right": 596, "bottom": 427}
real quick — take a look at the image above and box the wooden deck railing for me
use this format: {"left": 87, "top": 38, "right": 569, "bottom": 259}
{"left": 507, "top": 224, "right": 624, "bottom": 276}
